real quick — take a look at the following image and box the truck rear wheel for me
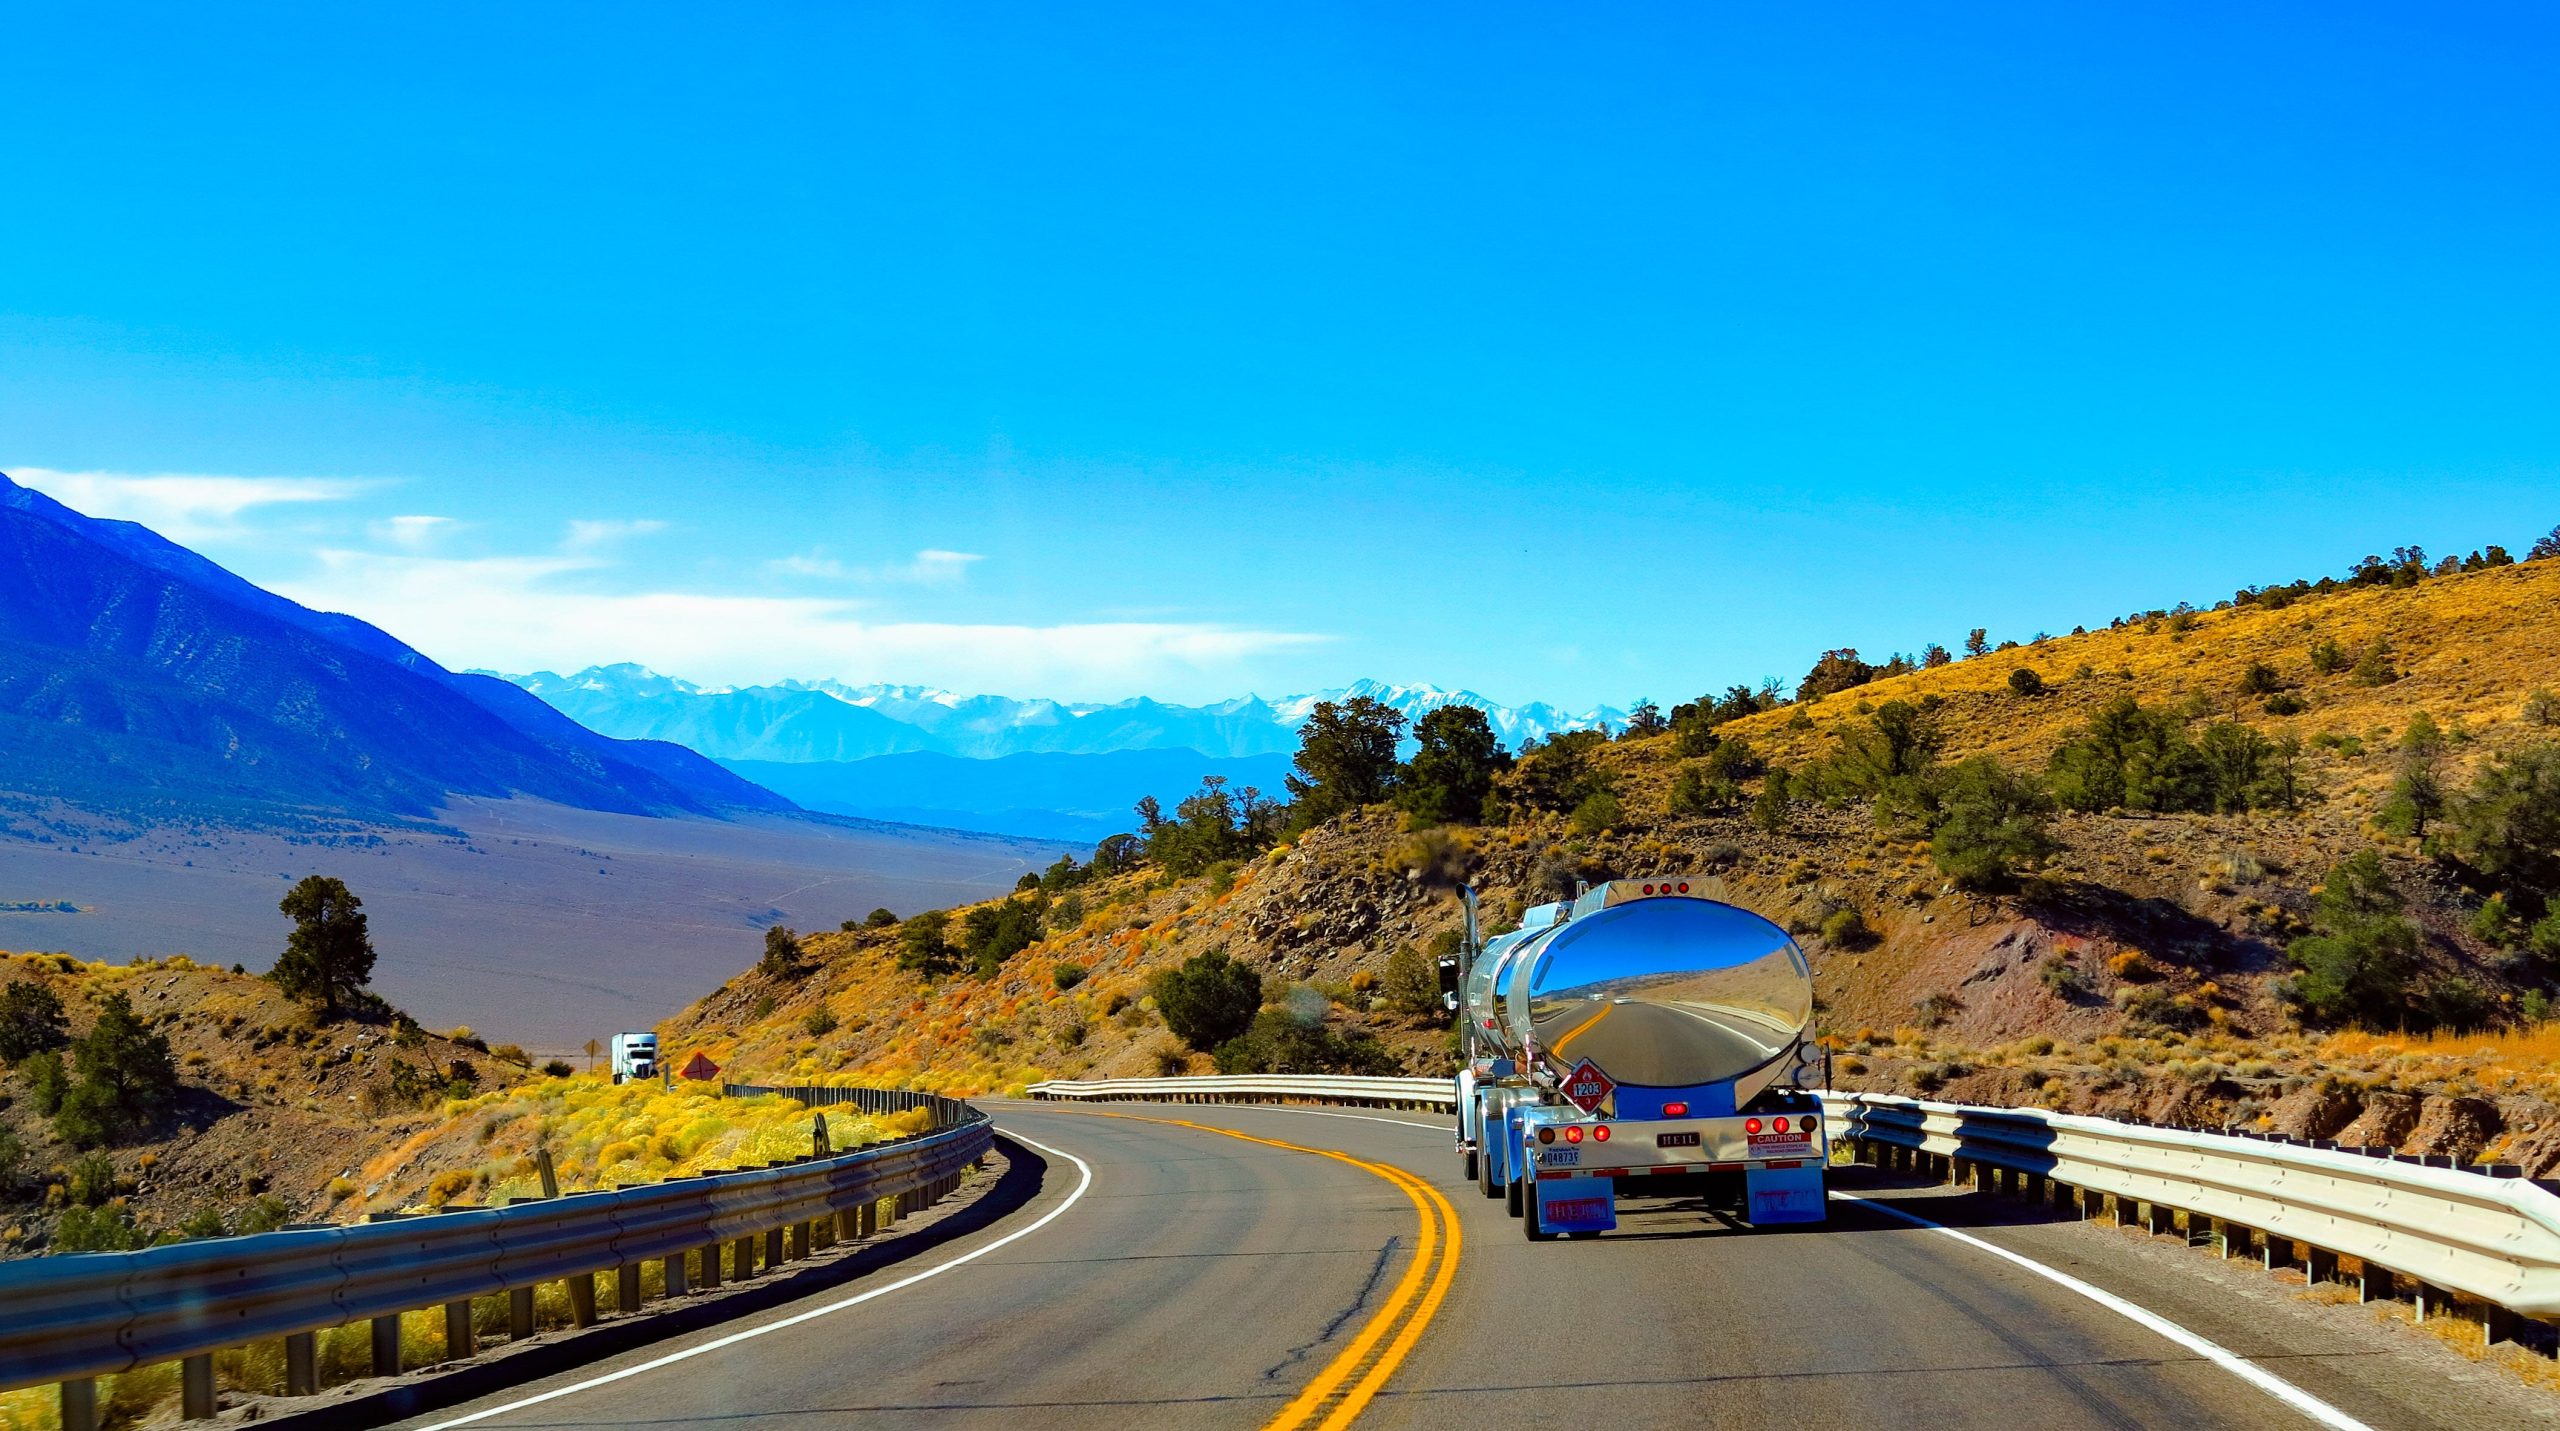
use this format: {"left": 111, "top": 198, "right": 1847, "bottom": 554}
{"left": 1524, "top": 1194, "right": 1556, "bottom": 1241}
{"left": 1479, "top": 1145, "right": 1502, "bottom": 1199}
{"left": 1463, "top": 1149, "right": 1478, "bottom": 1184}
{"left": 1506, "top": 1176, "right": 1525, "bottom": 1219}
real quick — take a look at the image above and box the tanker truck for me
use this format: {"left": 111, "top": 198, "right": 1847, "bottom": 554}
{"left": 1450, "top": 878, "right": 1827, "bottom": 1240}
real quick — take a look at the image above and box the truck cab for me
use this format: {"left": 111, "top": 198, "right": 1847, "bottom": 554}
{"left": 610, "top": 1031, "right": 660, "bottom": 1084}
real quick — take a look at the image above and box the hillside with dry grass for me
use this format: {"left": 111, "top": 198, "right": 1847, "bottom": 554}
{"left": 0, "top": 951, "right": 920, "bottom": 1260}
{"left": 657, "top": 552, "right": 2560, "bottom": 1171}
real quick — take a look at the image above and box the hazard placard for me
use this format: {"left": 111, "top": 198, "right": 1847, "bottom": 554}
{"left": 1559, "top": 1058, "right": 1614, "bottom": 1114}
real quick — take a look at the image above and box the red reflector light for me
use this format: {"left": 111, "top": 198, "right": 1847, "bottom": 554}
{"left": 1565, "top": 1126, "right": 1584, "bottom": 1144}
{"left": 1678, "top": 882, "right": 1690, "bottom": 893}
{"left": 1594, "top": 1125, "right": 1611, "bottom": 1142}
{"left": 1640, "top": 884, "right": 1654, "bottom": 895}
{"left": 1774, "top": 1116, "right": 1790, "bottom": 1133}
{"left": 1537, "top": 1127, "right": 1554, "bottom": 1144}
{"left": 1663, "top": 1102, "right": 1688, "bottom": 1117}
{"left": 1744, "top": 1117, "right": 1762, "bottom": 1134}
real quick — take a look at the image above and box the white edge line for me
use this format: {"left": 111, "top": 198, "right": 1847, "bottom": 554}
{"left": 413, "top": 1130, "right": 1095, "bottom": 1431}
{"left": 1832, "top": 1190, "right": 2374, "bottom": 1431}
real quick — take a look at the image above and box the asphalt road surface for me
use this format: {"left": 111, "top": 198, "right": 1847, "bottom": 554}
{"left": 385, "top": 1100, "right": 2549, "bottom": 1431}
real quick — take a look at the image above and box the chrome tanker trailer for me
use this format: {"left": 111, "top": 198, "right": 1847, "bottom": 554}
{"left": 1450, "top": 879, "right": 1826, "bottom": 1240}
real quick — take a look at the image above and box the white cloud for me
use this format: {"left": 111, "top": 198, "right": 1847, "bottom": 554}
{"left": 9, "top": 467, "right": 373, "bottom": 543}
{"left": 564, "top": 518, "right": 669, "bottom": 550}
{"left": 372, "top": 514, "right": 457, "bottom": 550}
{"left": 763, "top": 547, "right": 984, "bottom": 586}
{"left": 271, "top": 549, "right": 1326, "bottom": 700}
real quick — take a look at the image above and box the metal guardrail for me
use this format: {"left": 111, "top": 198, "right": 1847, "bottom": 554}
{"left": 0, "top": 1087, "right": 993, "bottom": 1426}
{"left": 1024, "top": 1074, "right": 1458, "bottom": 1110}
{"left": 1822, "top": 1091, "right": 2560, "bottom": 1331}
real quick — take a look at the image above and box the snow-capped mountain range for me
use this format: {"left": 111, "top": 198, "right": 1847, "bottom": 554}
{"left": 496, "top": 665, "right": 1625, "bottom": 765}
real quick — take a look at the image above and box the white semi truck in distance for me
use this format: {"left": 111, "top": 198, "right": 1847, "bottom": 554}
{"left": 610, "top": 1031, "right": 660, "bottom": 1084}
{"left": 1448, "top": 878, "right": 1828, "bottom": 1240}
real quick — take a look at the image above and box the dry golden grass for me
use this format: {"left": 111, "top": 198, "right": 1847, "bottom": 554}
{"left": 1608, "top": 559, "right": 2560, "bottom": 793}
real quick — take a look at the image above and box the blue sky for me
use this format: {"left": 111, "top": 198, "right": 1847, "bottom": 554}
{"left": 5, "top": 4, "right": 2555, "bottom": 708}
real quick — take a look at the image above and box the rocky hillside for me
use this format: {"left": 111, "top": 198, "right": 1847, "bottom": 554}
{"left": 652, "top": 555, "right": 2560, "bottom": 1172}
{"left": 0, "top": 952, "right": 521, "bottom": 1254}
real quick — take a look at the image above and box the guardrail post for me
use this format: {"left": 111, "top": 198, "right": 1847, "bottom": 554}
{"left": 2076, "top": 1188, "right": 2102, "bottom": 1221}
{"left": 766, "top": 1225, "right": 787, "bottom": 1266}
{"left": 182, "top": 1355, "right": 216, "bottom": 1419}
{"left": 699, "top": 1242, "right": 723, "bottom": 1288}
{"left": 860, "top": 1200, "right": 879, "bottom": 1236}
{"left": 62, "top": 1378, "right": 97, "bottom": 1431}
{"left": 2143, "top": 1202, "right": 2173, "bottom": 1236}
{"left": 2110, "top": 1195, "right": 2137, "bottom": 1228}
{"left": 2484, "top": 1303, "right": 2519, "bottom": 1346}
{"left": 509, "top": 1286, "right": 535, "bottom": 1337}
{"left": 734, "top": 1233, "right": 757, "bottom": 1278}
{"left": 1950, "top": 1155, "right": 1971, "bottom": 1186}
{"left": 2305, "top": 1247, "right": 2338, "bottom": 1285}
{"left": 2359, "top": 1265, "right": 2395, "bottom": 1303}
{"left": 617, "top": 1263, "right": 642, "bottom": 1314}
{"left": 286, "top": 1330, "right": 319, "bottom": 1395}
{"left": 666, "top": 1249, "right": 690, "bottom": 1297}
{"left": 788, "top": 1221, "right": 809, "bottom": 1259}
{"left": 568, "top": 1271, "right": 598, "bottom": 1327}
{"left": 2263, "top": 1235, "right": 2292, "bottom": 1274}
{"left": 442, "top": 1298, "right": 474, "bottom": 1360}
{"left": 835, "top": 1208, "right": 858, "bottom": 1242}
{"left": 372, "top": 1312, "right": 404, "bottom": 1374}
{"left": 2414, "top": 1282, "right": 2445, "bottom": 1323}
{"left": 2219, "top": 1223, "right": 2252, "bottom": 1261}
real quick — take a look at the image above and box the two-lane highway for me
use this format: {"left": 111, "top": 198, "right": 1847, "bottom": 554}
{"left": 388, "top": 1100, "right": 2549, "bottom": 1431}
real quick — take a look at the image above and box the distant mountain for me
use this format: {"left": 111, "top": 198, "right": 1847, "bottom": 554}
{"left": 0, "top": 471, "right": 791, "bottom": 824}
{"left": 502, "top": 665, "right": 1624, "bottom": 765}
{"left": 725, "top": 749, "right": 1299, "bottom": 843}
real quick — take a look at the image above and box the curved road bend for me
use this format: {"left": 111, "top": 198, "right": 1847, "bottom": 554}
{"left": 388, "top": 1100, "right": 2543, "bottom": 1431}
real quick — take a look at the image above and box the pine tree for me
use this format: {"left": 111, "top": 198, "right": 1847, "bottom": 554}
{"left": 270, "top": 876, "right": 376, "bottom": 1017}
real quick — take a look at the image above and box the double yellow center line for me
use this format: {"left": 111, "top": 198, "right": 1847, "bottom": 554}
{"left": 1064, "top": 1109, "right": 1462, "bottom": 1430}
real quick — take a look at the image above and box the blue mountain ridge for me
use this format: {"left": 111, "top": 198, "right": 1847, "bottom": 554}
{"left": 0, "top": 471, "right": 791, "bottom": 824}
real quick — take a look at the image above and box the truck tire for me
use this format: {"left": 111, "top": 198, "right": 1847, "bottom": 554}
{"left": 1524, "top": 1193, "right": 1556, "bottom": 1241}
{"left": 1463, "top": 1149, "right": 1479, "bottom": 1184}
{"left": 1479, "top": 1144, "right": 1502, "bottom": 1199}
{"left": 1506, "top": 1175, "right": 1525, "bottom": 1219}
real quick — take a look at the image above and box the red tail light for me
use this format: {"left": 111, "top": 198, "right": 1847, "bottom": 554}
{"left": 1565, "top": 1126, "right": 1585, "bottom": 1144}
{"left": 1663, "top": 1102, "right": 1689, "bottom": 1117}
{"left": 1744, "top": 1118, "right": 1763, "bottom": 1134}
{"left": 1774, "top": 1116, "right": 1790, "bottom": 1133}
{"left": 1593, "top": 1125, "right": 1611, "bottom": 1142}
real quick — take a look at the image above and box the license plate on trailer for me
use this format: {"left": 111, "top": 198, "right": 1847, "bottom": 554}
{"left": 1540, "top": 1147, "right": 1579, "bottom": 1166}
{"left": 1656, "top": 1131, "right": 1700, "bottom": 1148}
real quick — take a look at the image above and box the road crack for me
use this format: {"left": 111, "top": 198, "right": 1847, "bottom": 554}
{"left": 1262, "top": 1234, "right": 1401, "bottom": 1382}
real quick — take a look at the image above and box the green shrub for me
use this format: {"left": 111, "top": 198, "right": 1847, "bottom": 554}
{"left": 24, "top": 1049, "right": 67, "bottom": 1115}
{"left": 2263, "top": 692, "right": 2307, "bottom": 716}
{"left": 53, "top": 1202, "right": 146, "bottom": 1253}
{"left": 2350, "top": 640, "right": 2399, "bottom": 686}
{"left": 1819, "top": 909, "right": 1873, "bottom": 948}
{"left": 1570, "top": 790, "right": 1623, "bottom": 835}
{"left": 1383, "top": 944, "right": 1440, "bottom": 1018}
{"left": 1151, "top": 950, "right": 1263, "bottom": 1051}
{"left": 2527, "top": 689, "right": 2560, "bottom": 728}
{"left": 2239, "top": 661, "right": 2283, "bottom": 696}
{"left": 2421, "top": 977, "right": 2492, "bottom": 1034}
{"left": 1665, "top": 765, "right": 1739, "bottom": 817}
{"left": 53, "top": 992, "right": 177, "bottom": 1148}
{"left": 803, "top": 1007, "right": 839, "bottom": 1038}
{"left": 2308, "top": 638, "right": 2347, "bottom": 675}
{"left": 541, "top": 1059, "right": 574, "bottom": 1078}
{"left": 1051, "top": 962, "right": 1089, "bottom": 992}
{"left": 2281, "top": 851, "right": 2422, "bottom": 1028}
{"left": 2469, "top": 894, "right": 2518, "bottom": 949}
{"left": 2007, "top": 668, "right": 2047, "bottom": 697}
{"left": 66, "top": 1152, "right": 118, "bottom": 1206}
{"left": 758, "top": 926, "right": 804, "bottom": 978}
{"left": 2448, "top": 743, "right": 2560, "bottom": 901}
{"left": 0, "top": 979, "right": 68, "bottom": 1062}
{"left": 1212, "top": 1008, "right": 1400, "bottom": 1076}
{"left": 1929, "top": 758, "right": 2057, "bottom": 889}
